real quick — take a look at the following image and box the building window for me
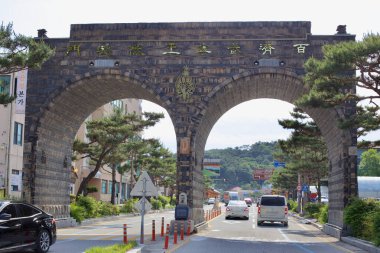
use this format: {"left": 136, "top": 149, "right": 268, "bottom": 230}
{"left": 101, "top": 180, "right": 107, "bottom": 194}
{"left": 0, "top": 75, "right": 11, "bottom": 95}
{"left": 13, "top": 77, "right": 18, "bottom": 97}
{"left": 110, "top": 100, "right": 123, "bottom": 110}
{"left": 12, "top": 170, "right": 20, "bottom": 175}
{"left": 11, "top": 185, "right": 19, "bottom": 191}
{"left": 13, "top": 122, "right": 23, "bottom": 146}
{"left": 108, "top": 182, "right": 112, "bottom": 194}
{"left": 116, "top": 183, "right": 120, "bottom": 194}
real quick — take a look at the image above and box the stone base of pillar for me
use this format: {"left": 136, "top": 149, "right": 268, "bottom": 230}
{"left": 190, "top": 207, "right": 205, "bottom": 225}
{"left": 323, "top": 223, "right": 343, "bottom": 239}
{"left": 38, "top": 204, "right": 70, "bottom": 218}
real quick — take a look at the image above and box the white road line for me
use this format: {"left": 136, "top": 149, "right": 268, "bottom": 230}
{"left": 278, "top": 228, "right": 291, "bottom": 242}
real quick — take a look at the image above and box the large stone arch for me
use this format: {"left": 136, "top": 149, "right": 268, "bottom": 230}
{"left": 194, "top": 68, "right": 356, "bottom": 229}
{"left": 23, "top": 21, "right": 357, "bottom": 235}
{"left": 23, "top": 71, "right": 173, "bottom": 217}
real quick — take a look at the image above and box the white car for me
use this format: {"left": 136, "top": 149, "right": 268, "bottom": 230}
{"left": 321, "top": 196, "right": 328, "bottom": 203}
{"left": 225, "top": 200, "right": 249, "bottom": 220}
{"left": 257, "top": 195, "right": 288, "bottom": 226}
{"left": 207, "top": 198, "right": 215, "bottom": 205}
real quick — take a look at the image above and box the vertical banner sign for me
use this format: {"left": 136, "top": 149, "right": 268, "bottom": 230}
{"left": 15, "top": 69, "right": 28, "bottom": 114}
{"left": 180, "top": 137, "right": 190, "bottom": 154}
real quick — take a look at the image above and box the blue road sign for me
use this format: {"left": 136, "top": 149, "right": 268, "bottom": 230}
{"left": 273, "top": 160, "right": 286, "bottom": 168}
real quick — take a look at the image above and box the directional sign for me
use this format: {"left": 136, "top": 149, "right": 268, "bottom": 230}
{"left": 273, "top": 160, "right": 286, "bottom": 168}
{"left": 134, "top": 197, "right": 152, "bottom": 213}
{"left": 130, "top": 171, "right": 158, "bottom": 197}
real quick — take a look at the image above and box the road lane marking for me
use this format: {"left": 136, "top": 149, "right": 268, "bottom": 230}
{"left": 278, "top": 228, "right": 291, "bottom": 242}
{"left": 294, "top": 243, "right": 316, "bottom": 253}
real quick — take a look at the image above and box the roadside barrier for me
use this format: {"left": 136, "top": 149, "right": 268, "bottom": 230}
{"left": 123, "top": 224, "right": 127, "bottom": 244}
{"left": 164, "top": 224, "right": 170, "bottom": 249}
{"left": 161, "top": 217, "right": 164, "bottom": 237}
{"left": 173, "top": 221, "right": 178, "bottom": 244}
{"left": 152, "top": 220, "right": 156, "bottom": 241}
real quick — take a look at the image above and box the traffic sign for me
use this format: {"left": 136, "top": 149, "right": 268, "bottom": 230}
{"left": 130, "top": 171, "right": 158, "bottom": 197}
{"left": 273, "top": 160, "right": 286, "bottom": 168}
{"left": 134, "top": 197, "right": 152, "bottom": 213}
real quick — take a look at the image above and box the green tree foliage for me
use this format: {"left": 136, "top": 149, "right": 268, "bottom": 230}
{"left": 274, "top": 108, "right": 328, "bottom": 202}
{"left": 73, "top": 109, "right": 163, "bottom": 199}
{"left": 204, "top": 142, "right": 276, "bottom": 190}
{"left": 359, "top": 149, "right": 380, "bottom": 176}
{"left": 0, "top": 22, "right": 54, "bottom": 105}
{"left": 344, "top": 198, "right": 380, "bottom": 243}
{"left": 297, "top": 34, "right": 380, "bottom": 146}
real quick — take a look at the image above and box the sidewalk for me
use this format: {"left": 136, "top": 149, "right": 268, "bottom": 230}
{"left": 290, "top": 212, "right": 380, "bottom": 253}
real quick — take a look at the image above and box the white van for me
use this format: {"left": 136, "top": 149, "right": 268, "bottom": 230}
{"left": 257, "top": 195, "right": 288, "bottom": 226}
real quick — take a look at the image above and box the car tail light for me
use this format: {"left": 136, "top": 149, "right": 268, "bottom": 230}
{"left": 285, "top": 206, "right": 288, "bottom": 215}
{"left": 244, "top": 207, "right": 249, "bottom": 212}
{"left": 52, "top": 218, "right": 56, "bottom": 224}
{"left": 258, "top": 206, "right": 261, "bottom": 214}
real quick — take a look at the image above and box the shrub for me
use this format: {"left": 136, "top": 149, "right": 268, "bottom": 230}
{"left": 70, "top": 203, "right": 86, "bottom": 223}
{"left": 120, "top": 198, "right": 138, "bottom": 213}
{"left": 373, "top": 211, "right": 380, "bottom": 246}
{"left": 98, "top": 201, "right": 120, "bottom": 216}
{"left": 158, "top": 195, "right": 171, "bottom": 208}
{"left": 170, "top": 196, "right": 176, "bottom": 206}
{"left": 76, "top": 196, "right": 98, "bottom": 218}
{"left": 151, "top": 198, "right": 162, "bottom": 210}
{"left": 70, "top": 194, "right": 76, "bottom": 204}
{"left": 288, "top": 199, "right": 298, "bottom": 212}
{"left": 304, "top": 203, "right": 323, "bottom": 219}
{"left": 344, "top": 198, "right": 380, "bottom": 240}
{"left": 318, "top": 204, "right": 328, "bottom": 224}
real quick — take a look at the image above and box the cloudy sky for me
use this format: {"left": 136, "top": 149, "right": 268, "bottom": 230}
{"left": 2, "top": 0, "right": 379, "bottom": 152}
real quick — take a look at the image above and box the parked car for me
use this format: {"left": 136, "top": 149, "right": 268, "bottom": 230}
{"left": 0, "top": 201, "right": 57, "bottom": 253}
{"left": 321, "top": 196, "right": 329, "bottom": 203}
{"left": 257, "top": 195, "right": 288, "bottom": 226}
{"left": 207, "top": 198, "right": 216, "bottom": 205}
{"left": 225, "top": 200, "right": 249, "bottom": 220}
{"left": 244, "top": 197, "right": 253, "bottom": 207}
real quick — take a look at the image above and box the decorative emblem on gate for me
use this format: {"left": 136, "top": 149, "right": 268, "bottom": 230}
{"left": 176, "top": 67, "right": 195, "bottom": 102}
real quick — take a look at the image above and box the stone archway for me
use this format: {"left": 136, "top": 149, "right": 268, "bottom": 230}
{"left": 23, "top": 21, "right": 357, "bottom": 235}
{"left": 22, "top": 72, "right": 170, "bottom": 218}
{"left": 194, "top": 68, "right": 357, "bottom": 230}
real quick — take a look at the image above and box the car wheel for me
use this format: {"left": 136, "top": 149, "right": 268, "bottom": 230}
{"left": 35, "top": 229, "right": 51, "bottom": 253}
{"left": 284, "top": 222, "right": 288, "bottom": 227}
{"left": 257, "top": 221, "right": 261, "bottom": 226}
{"left": 246, "top": 217, "right": 249, "bottom": 220}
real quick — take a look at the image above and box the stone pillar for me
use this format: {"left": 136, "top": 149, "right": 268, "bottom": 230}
{"left": 176, "top": 135, "right": 204, "bottom": 225}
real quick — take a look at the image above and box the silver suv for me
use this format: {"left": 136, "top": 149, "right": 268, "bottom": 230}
{"left": 257, "top": 195, "right": 288, "bottom": 226}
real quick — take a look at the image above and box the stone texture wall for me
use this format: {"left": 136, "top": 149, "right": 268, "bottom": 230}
{"left": 24, "top": 21, "right": 356, "bottom": 228}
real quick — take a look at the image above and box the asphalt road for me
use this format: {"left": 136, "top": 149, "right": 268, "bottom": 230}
{"left": 174, "top": 205, "right": 367, "bottom": 253}
{"left": 49, "top": 210, "right": 175, "bottom": 253}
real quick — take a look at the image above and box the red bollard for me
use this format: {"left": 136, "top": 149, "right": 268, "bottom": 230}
{"left": 173, "top": 221, "right": 178, "bottom": 244}
{"left": 187, "top": 220, "right": 191, "bottom": 236}
{"left": 180, "top": 221, "right": 184, "bottom": 240}
{"left": 152, "top": 220, "right": 156, "bottom": 241}
{"left": 161, "top": 217, "right": 164, "bottom": 237}
{"left": 164, "top": 224, "right": 170, "bottom": 249}
{"left": 123, "top": 224, "right": 127, "bottom": 244}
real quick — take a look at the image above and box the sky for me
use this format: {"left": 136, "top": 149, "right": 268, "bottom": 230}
{"left": 2, "top": 0, "right": 380, "bottom": 153}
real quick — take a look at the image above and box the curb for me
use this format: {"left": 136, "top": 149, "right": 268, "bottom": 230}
{"left": 341, "top": 236, "right": 380, "bottom": 253}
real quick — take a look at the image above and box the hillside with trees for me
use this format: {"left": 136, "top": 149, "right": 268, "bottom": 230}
{"left": 204, "top": 142, "right": 277, "bottom": 191}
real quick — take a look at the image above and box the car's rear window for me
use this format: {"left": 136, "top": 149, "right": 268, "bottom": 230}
{"left": 261, "top": 196, "right": 285, "bottom": 206}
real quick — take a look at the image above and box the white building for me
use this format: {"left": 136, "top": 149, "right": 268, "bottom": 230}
{"left": 0, "top": 70, "right": 28, "bottom": 199}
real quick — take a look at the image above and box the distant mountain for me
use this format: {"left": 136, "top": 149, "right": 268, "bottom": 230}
{"left": 204, "top": 141, "right": 277, "bottom": 191}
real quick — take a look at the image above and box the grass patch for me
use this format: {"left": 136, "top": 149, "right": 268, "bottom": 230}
{"left": 85, "top": 241, "right": 137, "bottom": 253}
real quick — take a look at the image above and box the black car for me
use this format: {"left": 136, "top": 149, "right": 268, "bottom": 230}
{"left": 0, "top": 201, "right": 57, "bottom": 253}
